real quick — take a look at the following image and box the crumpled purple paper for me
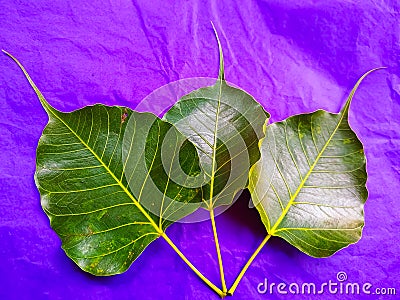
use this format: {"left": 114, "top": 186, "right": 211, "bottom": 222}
{"left": 0, "top": 1, "right": 399, "bottom": 299}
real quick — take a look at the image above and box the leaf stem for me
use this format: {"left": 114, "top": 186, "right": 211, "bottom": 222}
{"left": 207, "top": 22, "right": 228, "bottom": 294}
{"left": 210, "top": 208, "right": 228, "bottom": 293}
{"left": 227, "top": 233, "right": 272, "bottom": 295}
{"left": 161, "top": 232, "right": 225, "bottom": 297}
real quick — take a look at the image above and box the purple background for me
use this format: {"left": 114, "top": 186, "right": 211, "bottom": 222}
{"left": 1, "top": 1, "right": 399, "bottom": 299}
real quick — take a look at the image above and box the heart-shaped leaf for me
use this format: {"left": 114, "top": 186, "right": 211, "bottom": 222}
{"left": 249, "top": 70, "right": 379, "bottom": 257}
{"left": 5, "top": 52, "right": 203, "bottom": 275}
{"left": 163, "top": 29, "right": 269, "bottom": 209}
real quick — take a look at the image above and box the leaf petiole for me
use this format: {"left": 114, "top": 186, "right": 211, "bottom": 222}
{"left": 161, "top": 232, "right": 225, "bottom": 297}
{"left": 227, "top": 233, "right": 272, "bottom": 296}
{"left": 210, "top": 208, "right": 227, "bottom": 293}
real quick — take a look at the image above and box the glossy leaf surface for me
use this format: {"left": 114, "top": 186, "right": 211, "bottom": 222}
{"left": 6, "top": 52, "right": 202, "bottom": 275}
{"left": 249, "top": 71, "right": 378, "bottom": 257}
{"left": 164, "top": 31, "right": 269, "bottom": 208}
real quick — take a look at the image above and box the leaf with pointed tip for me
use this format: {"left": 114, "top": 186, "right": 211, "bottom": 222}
{"left": 249, "top": 69, "right": 381, "bottom": 257}
{"left": 163, "top": 29, "right": 269, "bottom": 208}
{"left": 4, "top": 51, "right": 202, "bottom": 275}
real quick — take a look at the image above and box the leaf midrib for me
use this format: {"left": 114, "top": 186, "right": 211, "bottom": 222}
{"left": 208, "top": 80, "right": 224, "bottom": 208}
{"left": 269, "top": 110, "right": 348, "bottom": 235}
{"left": 46, "top": 108, "right": 163, "bottom": 235}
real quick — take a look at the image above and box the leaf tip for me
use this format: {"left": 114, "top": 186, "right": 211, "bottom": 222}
{"left": 3, "top": 50, "right": 54, "bottom": 114}
{"left": 210, "top": 21, "right": 225, "bottom": 81}
{"left": 2, "top": 49, "right": 16, "bottom": 60}
{"left": 342, "top": 66, "right": 386, "bottom": 114}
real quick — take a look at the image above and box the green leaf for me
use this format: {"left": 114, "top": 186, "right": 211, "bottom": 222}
{"left": 122, "top": 112, "right": 205, "bottom": 225}
{"left": 5, "top": 51, "right": 202, "bottom": 275}
{"left": 249, "top": 69, "right": 381, "bottom": 257}
{"left": 163, "top": 28, "right": 269, "bottom": 208}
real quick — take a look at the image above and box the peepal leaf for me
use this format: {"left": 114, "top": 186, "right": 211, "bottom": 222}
{"left": 249, "top": 69, "right": 380, "bottom": 257}
{"left": 164, "top": 28, "right": 269, "bottom": 208}
{"left": 5, "top": 52, "right": 202, "bottom": 275}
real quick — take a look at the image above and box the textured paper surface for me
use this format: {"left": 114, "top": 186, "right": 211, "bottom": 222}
{"left": 0, "top": 1, "right": 399, "bottom": 299}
